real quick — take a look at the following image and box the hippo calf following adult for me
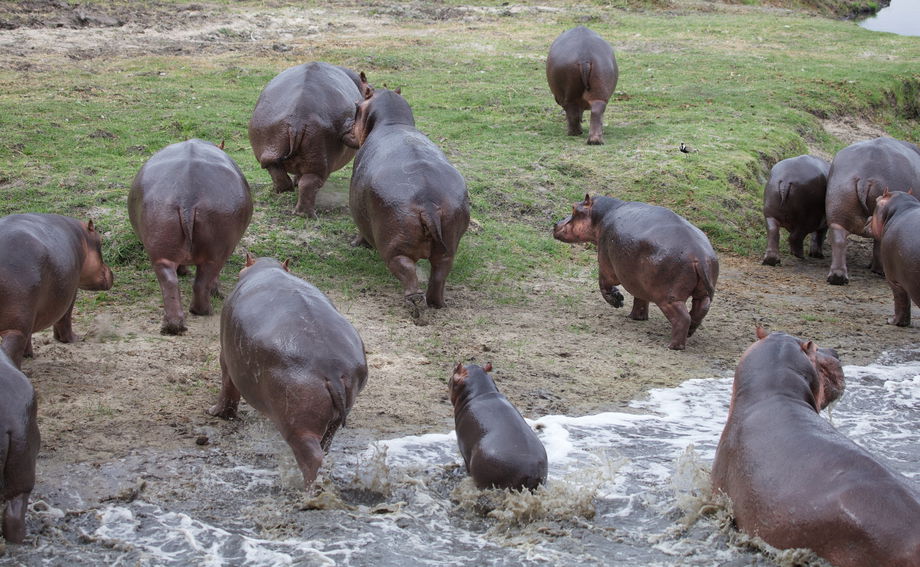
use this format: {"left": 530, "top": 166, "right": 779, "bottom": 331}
{"left": 345, "top": 88, "right": 470, "bottom": 325}
{"left": 208, "top": 255, "right": 368, "bottom": 488}
{"left": 129, "top": 139, "right": 253, "bottom": 335}
{"left": 449, "top": 363, "right": 548, "bottom": 491}
{"left": 553, "top": 195, "right": 719, "bottom": 350}
{"left": 249, "top": 62, "right": 370, "bottom": 217}
{"left": 0, "top": 349, "right": 40, "bottom": 544}
{"left": 712, "top": 328, "right": 920, "bottom": 567}
{"left": 869, "top": 190, "right": 920, "bottom": 327}
{"left": 825, "top": 136, "right": 920, "bottom": 285}
{"left": 546, "top": 26, "right": 619, "bottom": 145}
{"left": 0, "top": 213, "right": 114, "bottom": 368}
{"left": 761, "top": 154, "right": 830, "bottom": 266}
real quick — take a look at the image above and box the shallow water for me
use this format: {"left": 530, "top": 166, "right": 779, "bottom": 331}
{"left": 3, "top": 347, "right": 920, "bottom": 566}
{"left": 858, "top": 0, "right": 920, "bottom": 36}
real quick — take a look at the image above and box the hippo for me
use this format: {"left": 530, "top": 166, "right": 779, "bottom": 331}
{"left": 449, "top": 362, "right": 548, "bottom": 491}
{"left": 248, "top": 62, "right": 370, "bottom": 218}
{"left": 713, "top": 328, "right": 920, "bottom": 567}
{"left": 546, "top": 26, "right": 619, "bottom": 145}
{"left": 553, "top": 195, "right": 719, "bottom": 350}
{"left": 0, "top": 213, "right": 114, "bottom": 368}
{"left": 761, "top": 154, "right": 830, "bottom": 266}
{"left": 825, "top": 137, "right": 920, "bottom": 285}
{"left": 869, "top": 189, "right": 920, "bottom": 327}
{"left": 208, "top": 255, "right": 368, "bottom": 488}
{"left": 345, "top": 88, "right": 470, "bottom": 325}
{"left": 0, "top": 349, "right": 40, "bottom": 544}
{"left": 129, "top": 139, "right": 253, "bottom": 336}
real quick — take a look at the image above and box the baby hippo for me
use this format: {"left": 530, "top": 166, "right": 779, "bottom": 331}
{"left": 869, "top": 189, "right": 920, "bottom": 327}
{"left": 0, "top": 213, "right": 114, "bottom": 368}
{"left": 345, "top": 88, "right": 470, "bottom": 325}
{"left": 449, "top": 363, "right": 548, "bottom": 491}
{"left": 762, "top": 154, "right": 830, "bottom": 266}
{"left": 553, "top": 195, "right": 719, "bottom": 350}
{"left": 546, "top": 26, "right": 618, "bottom": 145}
{"left": 129, "top": 139, "right": 253, "bottom": 335}
{"left": 0, "top": 349, "right": 40, "bottom": 544}
{"left": 209, "top": 255, "right": 368, "bottom": 488}
{"left": 713, "top": 328, "right": 920, "bottom": 567}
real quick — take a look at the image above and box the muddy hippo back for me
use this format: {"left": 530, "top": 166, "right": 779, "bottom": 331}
{"left": 449, "top": 363, "right": 548, "bottom": 491}
{"left": 0, "top": 348, "right": 40, "bottom": 544}
{"left": 211, "top": 256, "right": 368, "bottom": 487}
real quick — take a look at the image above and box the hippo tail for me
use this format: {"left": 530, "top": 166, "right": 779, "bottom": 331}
{"left": 695, "top": 260, "right": 716, "bottom": 299}
{"left": 177, "top": 207, "right": 195, "bottom": 254}
{"left": 280, "top": 126, "right": 307, "bottom": 162}
{"left": 325, "top": 375, "right": 349, "bottom": 430}
{"left": 0, "top": 432, "right": 7, "bottom": 491}
{"left": 777, "top": 180, "right": 792, "bottom": 206}
{"left": 580, "top": 61, "right": 592, "bottom": 92}
{"left": 420, "top": 203, "right": 445, "bottom": 246}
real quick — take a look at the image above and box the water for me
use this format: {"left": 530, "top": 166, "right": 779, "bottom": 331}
{"left": 3, "top": 348, "right": 920, "bottom": 566}
{"left": 859, "top": 0, "right": 920, "bottom": 37}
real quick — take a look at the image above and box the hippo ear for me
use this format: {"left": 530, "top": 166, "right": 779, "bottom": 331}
{"left": 245, "top": 252, "right": 256, "bottom": 267}
{"left": 755, "top": 326, "right": 768, "bottom": 340}
{"left": 359, "top": 71, "right": 368, "bottom": 84}
{"left": 218, "top": 140, "right": 225, "bottom": 150}
{"left": 364, "top": 87, "right": 373, "bottom": 100}
{"left": 394, "top": 86, "right": 402, "bottom": 95}
{"left": 883, "top": 187, "right": 891, "bottom": 198}
{"left": 86, "top": 219, "right": 96, "bottom": 233}
{"left": 909, "top": 188, "right": 915, "bottom": 195}
{"left": 801, "top": 340, "right": 817, "bottom": 357}
{"left": 281, "top": 258, "right": 291, "bottom": 272}
{"left": 583, "top": 193, "right": 592, "bottom": 206}
{"left": 452, "top": 362, "right": 468, "bottom": 383}
{"left": 483, "top": 362, "right": 493, "bottom": 373}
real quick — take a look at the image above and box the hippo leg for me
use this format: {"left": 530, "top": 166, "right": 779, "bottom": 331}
{"left": 888, "top": 282, "right": 911, "bottom": 327}
{"left": 598, "top": 262, "right": 623, "bottom": 307}
{"left": 426, "top": 252, "right": 455, "bottom": 308}
{"left": 1, "top": 329, "right": 30, "bottom": 369}
{"left": 809, "top": 228, "right": 826, "bottom": 259}
{"left": 293, "top": 173, "right": 324, "bottom": 219}
{"left": 564, "top": 104, "right": 583, "bottom": 136}
{"left": 52, "top": 295, "right": 79, "bottom": 343}
{"left": 826, "top": 224, "right": 849, "bottom": 285}
{"left": 190, "top": 262, "right": 222, "bottom": 316}
{"left": 350, "top": 235, "right": 371, "bottom": 248}
{"left": 629, "top": 298, "right": 649, "bottom": 321}
{"left": 586, "top": 100, "right": 606, "bottom": 145}
{"left": 286, "top": 432, "right": 324, "bottom": 488}
{"left": 658, "top": 301, "right": 691, "bottom": 350}
{"left": 208, "top": 354, "right": 241, "bottom": 419}
{"left": 869, "top": 238, "right": 885, "bottom": 276}
{"left": 2, "top": 493, "right": 29, "bottom": 544}
{"left": 153, "top": 260, "right": 187, "bottom": 335}
{"left": 688, "top": 295, "right": 712, "bottom": 337}
{"left": 267, "top": 164, "right": 294, "bottom": 193}
{"left": 788, "top": 228, "right": 808, "bottom": 260}
{"left": 387, "top": 255, "right": 428, "bottom": 325}
{"left": 762, "top": 217, "right": 782, "bottom": 266}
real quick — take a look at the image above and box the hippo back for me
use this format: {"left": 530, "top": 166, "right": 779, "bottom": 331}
{"left": 0, "top": 214, "right": 85, "bottom": 286}
{"left": 546, "top": 26, "right": 618, "bottom": 100}
{"left": 763, "top": 155, "right": 829, "bottom": 230}
{"left": 0, "top": 348, "right": 39, "bottom": 499}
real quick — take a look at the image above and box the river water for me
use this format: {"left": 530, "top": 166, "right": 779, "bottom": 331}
{"left": 3, "top": 347, "right": 920, "bottom": 566}
{"left": 859, "top": 0, "right": 920, "bottom": 36}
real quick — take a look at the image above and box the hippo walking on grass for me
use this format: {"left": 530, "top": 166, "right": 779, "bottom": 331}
{"left": 546, "top": 26, "right": 619, "bottom": 145}
{"left": 249, "top": 62, "right": 370, "bottom": 218}
{"left": 0, "top": 349, "right": 40, "bottom": 544}
{"left": 0, "top": 213, "right": 114, "bottom": 368}
{"left": 869, "top": 190, "right": 920, "bottom": 327}
{"left": 208, "top": 255, "right": 368, "bottom": 488}
{"left": 713, "top": 328, "right": 920, "bottom": 567}
{"left": 553, "top": 195, "right": 718, "bottom": 350}
{"left": 450, "top": 363, "right": 548, "bottom": 491}
{"left": 825, "top": 137, "right": 920, "bottom": 285}
{"left": 345, "top": 88, "right": 470, "bottom": 326}
{"left": 761, "top": 154, "right": 830, "bottom": 266}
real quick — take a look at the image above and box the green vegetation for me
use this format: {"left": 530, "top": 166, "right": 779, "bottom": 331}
{"left": 0, "top": 0, "right": 917, "bottom": 302}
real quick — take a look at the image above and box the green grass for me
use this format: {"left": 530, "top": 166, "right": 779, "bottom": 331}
{"left": 0, "top": 0, "right": 917, "bottom": 301}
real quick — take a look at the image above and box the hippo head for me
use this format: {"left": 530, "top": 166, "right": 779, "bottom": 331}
{"left": 869, "top": 189, "right": 916, "bottom": 239}
{"left": 343, "top": 87, "right": 415, "bottom": 149}
{"left": 78, "top": 220, "right": 114, "bottom": 291}
{"left": 239, "top": 253, "right": 290, "bottom": 277}
{"left": 449, "top": 362, "right": 494, "bottom": 408}
{"left": 553, "top": 194, "right": 599, "bottom": 244}
{"left": 754, "top": 327, "right": 845, "bottom": 410}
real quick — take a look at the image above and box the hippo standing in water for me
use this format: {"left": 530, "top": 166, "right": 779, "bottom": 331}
{"left": 130, "top": 139, "right": 253, "bottom": 335}
{"left": 825, "top": 137, "right": 920, "bottom": 285}
{"left": 345, "top": 88, "right": 470, "bottom": 325}
{"left": 208, "top": 255, "right": 368, "bottom": 488}
{"left": 553, "top": 195, "right": 718, "bottom": 350}
{"left": 761, "top": 154, "right": 830, "bottom": 266}
{"left": 546, "top": 26, "right": 618, "bottom": 145}
{"left": 0, "top": 349, "right": 40, "bottom": 544}
{"left": 449, "top": 363, "right": 548, "bottom": 491}
{"left": 713, "top": 328, "right": 920, "bottom": 567}
{"left": 869, "top": 189, "right": 920, "bottom": 327}
{"left": 249, "top": 62, "right": 370, "bottom": 218}
{"left": 0, "top": 213, "right": 114, "bottom": 368}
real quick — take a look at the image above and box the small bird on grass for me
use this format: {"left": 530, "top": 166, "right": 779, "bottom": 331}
{"left": 679, "top": 142, "right": 697, "bottom": 154}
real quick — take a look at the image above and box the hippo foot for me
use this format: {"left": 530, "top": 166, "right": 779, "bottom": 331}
{"left": 762, "top": 255, "right": 780, "bottom": 267}
{"left": 586, "top": 137, "right": 604, "bottom": 146}
{"left": 161, "top": 320, "right": 188, "bottom": 336}
{"left": 405, "top": 293, "right": 429, "bottom": 326}
{"left": 602, "top": 287, "right": 624, "bottom": 308}
{"left": 826, "top": 272, "right": 849, "bottom": 286}
{"left": 189, "top": 305, "right": 212, "bottom": 316}
{"left": 888, "top": 316, "right": 910, "bottom": 327}
{"left": 808, "top": 251, "right": 824, "bottom": 259}
{"left": 567, "top": 127, "right": 583, "bottom": 136}
{"left": 293, "top": 207, "right": 318, "bottom": 219}
{"left": 207, "top": 404, "right": 238, "bottom": 420}
{"left": 667, "top": 342, "right": 686, "bottom": 351}
{"left": 53, "top": 329, "right": 78, "bottom": 343}
{"left": 210, "top": 287, "right": 224, "bottom": 299}
{"left": 350, "top": 235, "right": 371, "bottom": 248}
{"left": 870, "top": 266, "right": 885, "bottom": 277}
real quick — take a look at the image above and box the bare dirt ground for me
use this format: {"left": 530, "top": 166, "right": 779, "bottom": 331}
{"left": 1, "top": 0, "right": 918, "bottom": 546}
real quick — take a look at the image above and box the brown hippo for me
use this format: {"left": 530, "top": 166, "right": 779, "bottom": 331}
{"left": 761, "top": 154, "right": 830, "bottom": 266}
{"left": 208, "top": 255, "right": 368, "bottom": 488}
{"left": 449, "top": 362, "right": 548, "bottom": 491}
{"left": 248, "top": 62, "right": 370, "bottom": 218}
{"left": 0, "top": 349, "right": 40, "bottom": 544}
{"left": 553, "top": 195, "right": 719, "bottom": 350}
{"left": 0, "top": 213, "right": 114, "bottom": 368}
{"left": 129, "top": 139, "right": 253, "bottom": 336}
{"left": 546, "top": 26, "right": 619, "bottom": 145}
{"left": 869, "top": 189, "right": 920, "bottom": 327}
{"left": 345, "top": 88, "right": 470, "bottom": 325}
{"left": 825, "top": 136, "right": 920, "bottom": 285}
{"left": 712, "top": 328, "right": 920, "bottom": 567}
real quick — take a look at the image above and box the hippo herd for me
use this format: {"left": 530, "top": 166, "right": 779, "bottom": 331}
{"left": 1, "top": 23, "right": 920, "bottom": 566}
